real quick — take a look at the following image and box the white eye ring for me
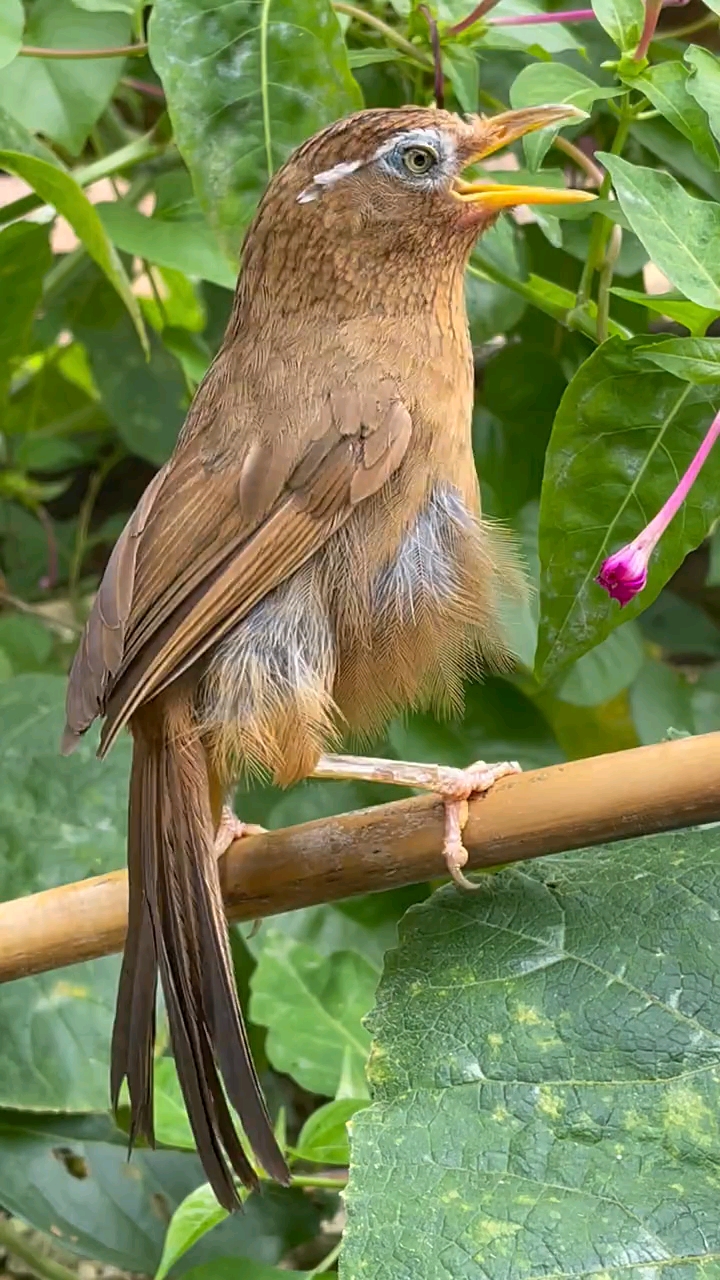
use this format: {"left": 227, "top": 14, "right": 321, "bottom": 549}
{"left": 401, "top": 145, "right": 438, "bottom": 176}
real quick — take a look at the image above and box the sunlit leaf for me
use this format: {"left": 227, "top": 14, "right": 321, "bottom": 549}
{"left": 601, "top": 152, "right": 720, "bottom": 309}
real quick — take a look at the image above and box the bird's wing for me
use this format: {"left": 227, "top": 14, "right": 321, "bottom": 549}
{"left": 63, "top": 376, "right": 412, "bottom": 757}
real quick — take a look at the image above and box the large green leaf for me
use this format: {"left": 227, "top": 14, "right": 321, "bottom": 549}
{"left": 249, "top": 933, "right": 375, "bottom": 1098}
{"left": 149, "top": 0, "right": 362, "bottom": 256}
{"left": 0, "top": 0, "right": 130, "bottom": 154}
{"left": 631, "top": 61, "right": 719, "bottom": 171}
{"left": 0, "top": 222, "right": 52, "bottom": 405}
{"left": 600, "top": 153, "right": 720, "bottom": 310}
{"left": 535, "top": 338, "right": 720, "bottom": 679}
{"left": 0, "top": 150, "right": 146, "bottom": 351}
{"left": 0, "top": 675, "right": 130, "bottom": 1111}
{"left": 341, "top": 825, "right": 720, "bottom": 1280}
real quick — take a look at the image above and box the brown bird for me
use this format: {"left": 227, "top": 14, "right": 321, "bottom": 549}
{"left": 63, "top": 105, "right": 593, "bottom": 1210}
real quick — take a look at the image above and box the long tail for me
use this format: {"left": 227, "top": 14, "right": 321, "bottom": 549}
{"left": 111, "top": 693, "right": 289, "bottom": 1211}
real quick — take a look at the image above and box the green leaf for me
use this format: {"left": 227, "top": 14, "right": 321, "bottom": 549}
{"left": 535, "top": 338, "right": 720, "bottom": 679}
{"left": 554, "top": 620, "right": 645, "bottom": 706}
{"left": 154, "top": 1057, "right": 196, "bottom": 1150}
{"left": 182, "top": 1264, "right": 308, "bottom": 1280}
{"left": 0, "top": 0, "right": 23, "bottom": 70}
{"left": 249, "top": 933, "right": 375, "bottom": 1098}
{"left": 685, "top": 45, "right": 720, "bottom": 145}
{"left": 0, "top": 222, "right": 52, "bottom": 404}
{"left": 342, "top": 825, "right": 720, "bottom": 1280}
{"left": 0, "top": 1113, "right": 207, "bottom": 1274}
{"left": 611, "top": 286, "right": 719, "bottom": 336}
{"left": 295, "top": 1097, "right": 369, "bottom": 1166}
{"left": 0, "top": 1111, "right": 316, "bottom": 1275}
{"left": 510, "top": 63, "right": 621, "bottom": 168}
{"left": 629, "top": 658, "right": 695, "bottom": 743}
{"left": 74, "top": 275, "right": 186, "bottom": 464}
{"left": 631, "top": 61, "right": 719, "bottom": 171}
{"left": 149, "top": 0, "right": 362, "bottom": 256}
{"left": 0, "top": 102, "right": 63, "bottom": 164}
{"left": 599, "top": 152, "right": 720, "bottom": 310}
{"left": 591, "top": 0, "right": 643, "bottom": 50}
{"left": 0, "top": 675, "right": 131, "bottom": 1110}
{"left": 0, "top": 615, "right": 53, "bottom": 674}
{"left": 156, "top": 1183, "right": 236, "bottom": 1280}
{"left": 465, "top": 269, "right": 526, "bottom": 345}
{"left": 631, "top": 116, "right": 720, "bottom": 201}
{"left": 0, "top": 150, "right": 147, "bottom": 352}
{"left": 636, "top": 336, "right": 720, "bottom": 383}
{"left": 97, "top": 202, "right": 237, "bottom": 289}
{"left": 444, "top": 45, "right": 479, "bottom": 114}
{"left": 0, "top": 0, "right": 130, "bottom": 154}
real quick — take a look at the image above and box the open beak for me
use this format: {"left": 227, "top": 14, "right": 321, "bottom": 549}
{"left": 454, "top": 105, "right": 597, "bottom": 211}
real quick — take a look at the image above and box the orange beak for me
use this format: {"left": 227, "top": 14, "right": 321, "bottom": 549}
{"left": 454, "top": 105, "right": 597, "bottom": 210}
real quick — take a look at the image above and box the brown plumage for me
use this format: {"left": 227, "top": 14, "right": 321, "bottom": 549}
{"left": 63, "top": 104, "right": 593, "bottom": 1210}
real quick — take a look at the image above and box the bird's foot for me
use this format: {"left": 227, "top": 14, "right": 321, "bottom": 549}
{"left": 213, "top": 805, "right": 266, "bottom": 860}
{"left": 310, "top": 755, "right": 521, "bottom": 890}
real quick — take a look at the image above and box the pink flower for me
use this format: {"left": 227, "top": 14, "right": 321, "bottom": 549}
{"left": 596, "top": 544, "right": 648, "bottom": 605}
{"left": 596, "top": 407, "right": 720, "bottom": 607}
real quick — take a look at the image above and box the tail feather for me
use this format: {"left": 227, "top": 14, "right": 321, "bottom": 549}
{"left": 111, "top": 696, "right": 289, "bottom": 1212}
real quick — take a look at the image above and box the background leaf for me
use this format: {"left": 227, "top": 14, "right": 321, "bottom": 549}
{"left": 601, "top": 152, "right": 720, "bottom": 309}
{"left": 149, "top": 0, "right": 362, "bottom": 256}
{"left": 0, "top": 150, "right": 146, "bottom": 349}
{"left": 0, "top": 0, "right": 130, "bottom": 153}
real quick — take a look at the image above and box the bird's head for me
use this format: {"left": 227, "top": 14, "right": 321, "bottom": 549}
{"left": 238, "top": 106, "right": 594, "bottom": 320}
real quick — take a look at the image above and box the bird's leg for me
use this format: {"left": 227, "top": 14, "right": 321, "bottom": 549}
{"left": 311, "top": 755, "right": 521, "bottom": 891}
{"left": 212, "top": 804, "right": 266, "bottom": 859}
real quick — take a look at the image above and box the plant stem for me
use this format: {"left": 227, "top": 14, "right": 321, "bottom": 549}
{"left": 0, "top": 1218, "right": 78, "bottom": 1280}
{"left": 307, "top": 1240, "right": 343, "bottom": 1277}
{"left": 446, "top": 0, "right": 500, "bottom": 36}
{"left": 290, "top": 1173, "right": 348, "bottom": 1190}
{"left": 332, "top": 1, "right": 434, "bottom": 67}
{"left": 575, "top": 110, "right": 631, "bottom": 310}
{"left": 488, "top": 8, "right": 595, "bottom": 22}
{"left": 596, "top": 223, "right": 622, "bottom": 343}
{"left": 552, "top": 134, "right": 604, "bottom": 187}
{"left": 19, "top": 43, "right": 148, "bottom": 59}
{"left": 69, "top": 450, "right": 122, "bottom": 609}
{"left": 418, "top": 5, "right": 444, "bottom": 106}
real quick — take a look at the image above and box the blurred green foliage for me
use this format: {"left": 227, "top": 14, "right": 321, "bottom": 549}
{"left": 1, "top": 0, "right": 720, "bottom": 1276}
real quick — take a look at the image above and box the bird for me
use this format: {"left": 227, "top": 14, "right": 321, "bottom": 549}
{"left": 63, "top": 104, "right": 594, "bottom": 1210}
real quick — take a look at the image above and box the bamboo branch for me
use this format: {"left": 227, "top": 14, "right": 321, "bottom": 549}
{"left": 1, "top": 732, "right": 719, "bottom": 985}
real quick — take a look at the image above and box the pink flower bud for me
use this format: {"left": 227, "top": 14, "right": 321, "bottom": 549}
{"left": 595, "top": 407, "right": 720, "bottom": 608}
{"left": 595, "top": 544, "right": 648, "bottom": 606}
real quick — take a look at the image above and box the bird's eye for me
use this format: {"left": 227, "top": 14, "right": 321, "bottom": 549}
{"left": 401, "top": 145, "right": 438, "bottom": 176}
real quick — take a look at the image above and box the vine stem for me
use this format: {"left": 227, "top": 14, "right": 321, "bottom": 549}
{"left": 0, "top": 1218, "right": 78, "bottom": 1280}
{"left": 332, "top": 2, "right": 434, "bottom": 67}
{"left": 18, "top": 42, "right": 148, "bottom": 59}
{"left": 290, "top": 1173, "right": 348, "bottom": 1190}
